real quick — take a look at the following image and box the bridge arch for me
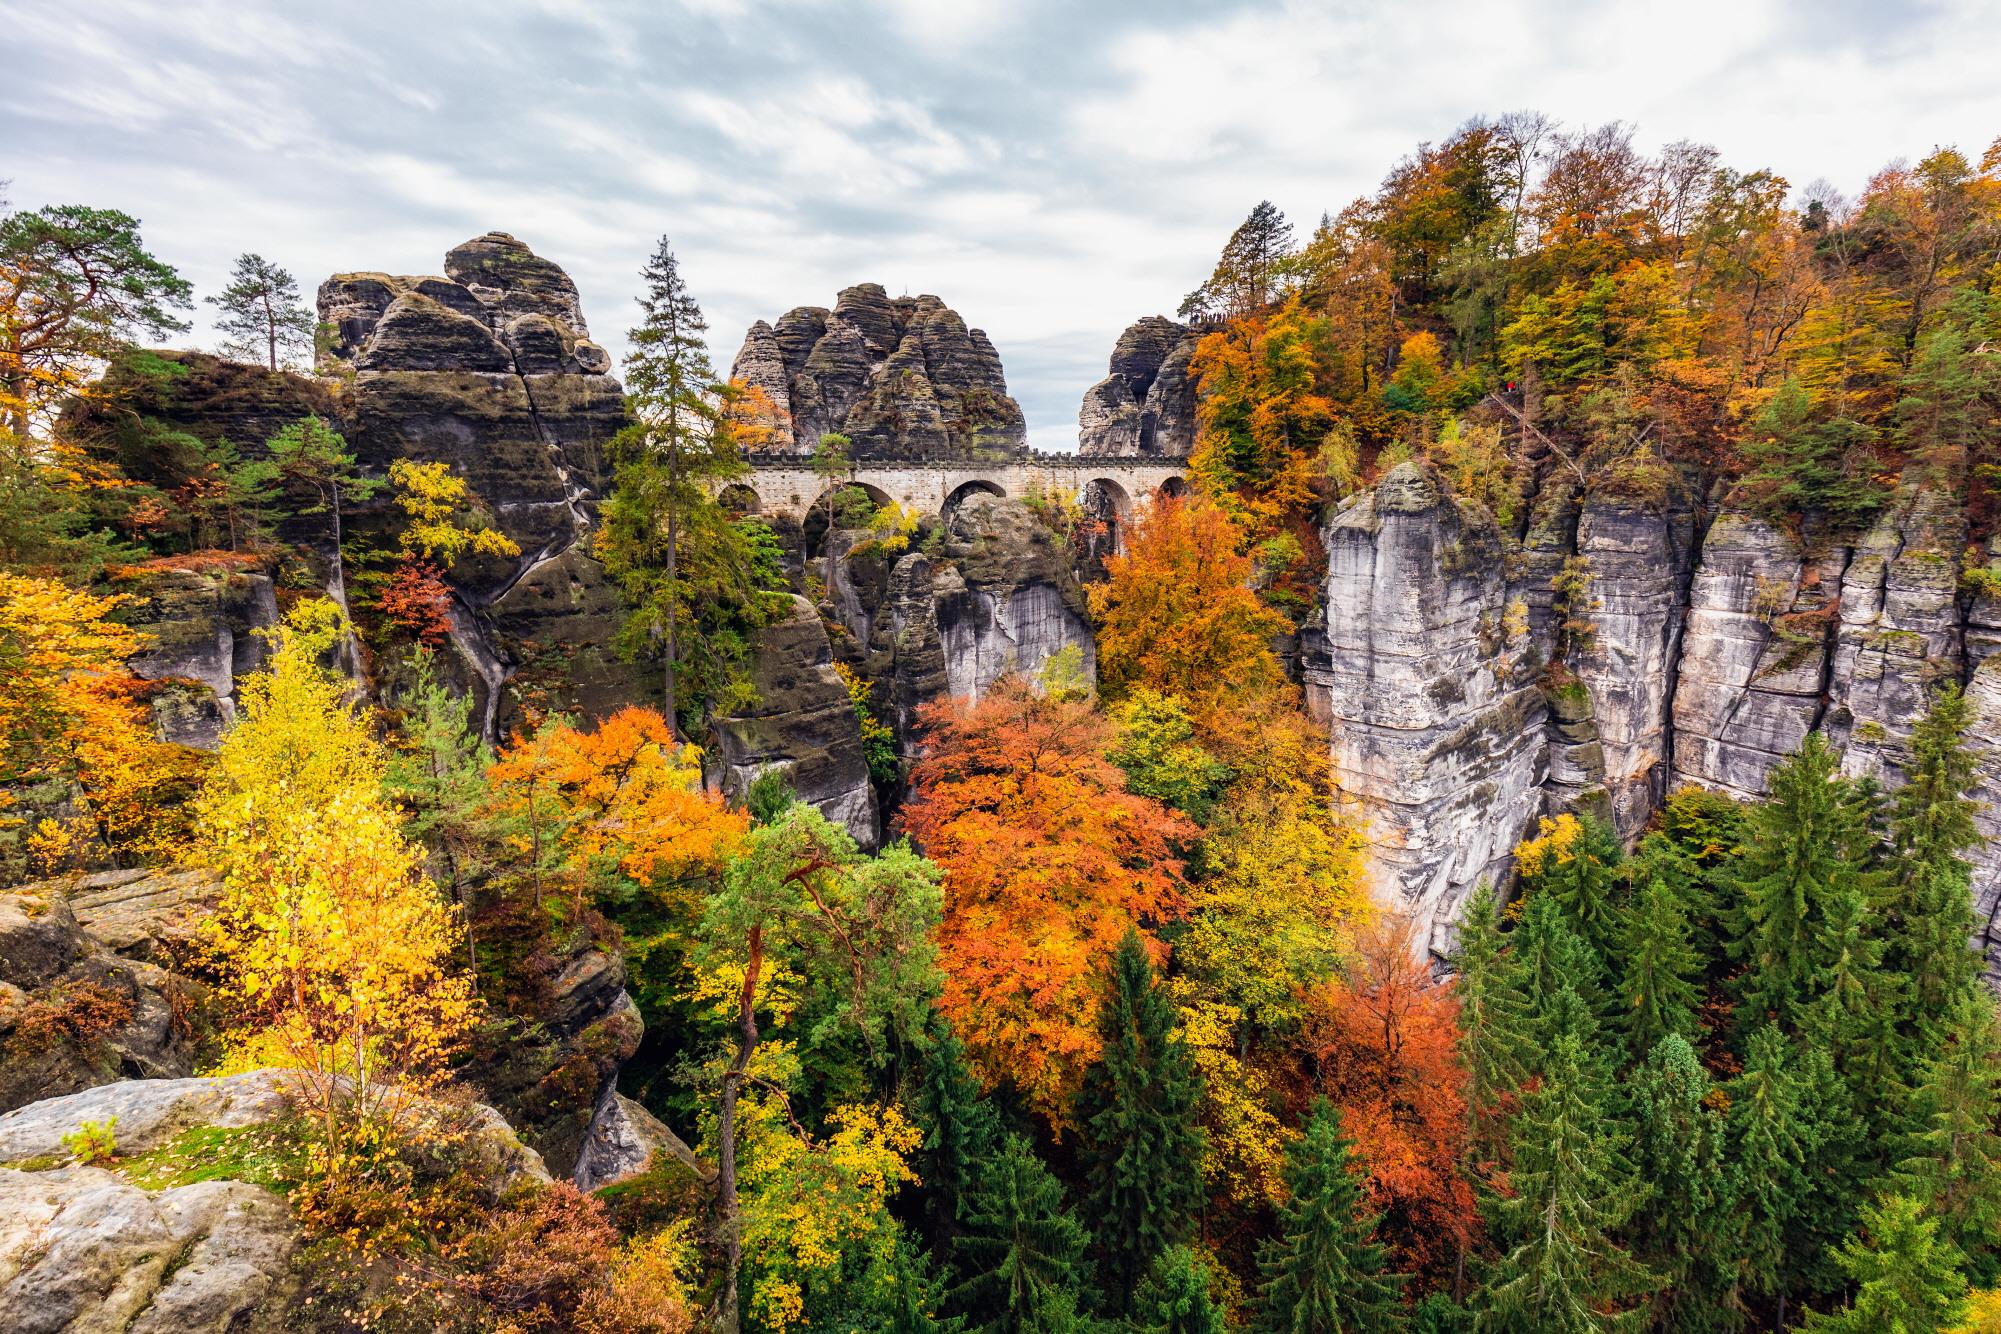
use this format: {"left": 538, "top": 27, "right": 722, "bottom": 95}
{"left": 718, "top": 481, "right": 762, "bottom": 515}
{"left": 943, "top": 478, "right": 1006, "bottom": 517}
{"left": 1156, "top": 474, "right": 1191, "bottom": 501}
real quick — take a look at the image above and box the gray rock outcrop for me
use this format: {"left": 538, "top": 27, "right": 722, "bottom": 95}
{"left": 1077, "top": 316, "right": 1200, "bottom": 457}
{"left": 573, "top": 1087, "right": 708, "bottom": 1193}
{"left": 115, "top": 564, "right": 279, "bottom": 748}
{"left": 320, "top": 233, "right": 643, "bottom": 733}
{"left": 712, "top": 594, "right": 880, "bottom": 845}
{"left": 729, "top": 286, "right": 1026, "bottom": 458}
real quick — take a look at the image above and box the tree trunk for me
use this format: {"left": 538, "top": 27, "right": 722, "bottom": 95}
{"left": 716, "top": 924, "right": 764, "bottom": 1334}
{"left": 663, "top": 457, "right": 680, "bottom": 731}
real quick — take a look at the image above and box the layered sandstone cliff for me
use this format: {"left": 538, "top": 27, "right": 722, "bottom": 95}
{"left": 1076, "top": 316, "right": 1200, "bottom": 457}
{"left": 731, "top": 285, "right": 1025, "bottom": 458}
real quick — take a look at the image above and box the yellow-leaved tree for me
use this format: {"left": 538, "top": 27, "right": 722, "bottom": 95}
{"left": 196, "top": 598, "right": 476, "bottom": 1157}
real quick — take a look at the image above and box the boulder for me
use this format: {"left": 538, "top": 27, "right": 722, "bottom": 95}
{"left": 573, "top": 1088, "right": 708, "bottom": 1192}
{"left": 0, "top": 1167, "right": 297, "bottom": 1334}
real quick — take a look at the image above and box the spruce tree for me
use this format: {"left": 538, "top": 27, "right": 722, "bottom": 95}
{"left": 1731, "top": 732, "right": 1883, "bottom": 1034}
{"left": 1508, "top": 895, "right": 1608, "bottom": 1074}
{"left": 1255, "top": 1100, "right": 1405, "bottom": 1334}
{"left": 599, "top": 235, "right": 777, "bottom": 728}
{"left": 1076, "top": 930, "right": 1206, "bottom": 1314}
{"left": 916, "top": 1015, "right": 1000, "bottom": 1254}
{"left": 1801, "top": 1195, "right": 1971, "bottom": 1334}
{"left": 1615, "top": 847, "right": 1704, "bottom": 1061}
{"left": 1539, "top": 813, "right": 1626, "bottom": 963}
{"left": 1452, "top": 882, "right": 1527, "bottom": 1164}
{"left": 1793, "top": 1040, "right": 1872, "bottom": 1302}
{"left": 1729, "top": 1025, "right": 1810, "bottom": 1317}
{"left": 1476, "top": 1031, "right": 1653, "bottom": 1334}
{"left": 383, "top": 650, "right": 496, "bottom": 971}
{"left": 1893, "top": 991, "right": 2001, "bottom": 1286}
{"left": 1624, "top": 1035, "right": 1740, "bottom": 1333}
{"left": 1887, "top": 685, "right": 1984, "bottom": 1032}
{"left": 950, "top": 1134, "right": 1094, "bottom": 1334}
{"left": 1132, "top": 1245, "right": 1226, "bottom": 1334}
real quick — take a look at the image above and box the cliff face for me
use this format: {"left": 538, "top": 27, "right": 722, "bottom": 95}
{"left": 1076, "top": 316, "right": 1200, "bottom": 457}
{"left": 319, "top": 232, "right": 645, "bottom": 731}
{"left": 730, "top": 285, "right": 1025, "bottom": 459}
{"left": 1313, "top": 465, "right": 2001, "bottom": 974}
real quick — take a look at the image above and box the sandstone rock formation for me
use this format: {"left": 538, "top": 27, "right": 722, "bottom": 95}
{"left": 1077, "top": 316, "right": 1200, "bottom": 457}
{"left": 573, "top": 1086, "right": 708, "bottom": 1192}
{"left": 0, "top": 873, "right": 217, "bottom": 1115}
{"left": 730, "top": 285, "right": 1026, "bottom": 458}
{"left": 711, "top": 594, "right": 880, "bottom": 845}
{"left": 116, "top": 564, "right": 279, "bottom": 747}
{"left": 320, "top": 232, "right": 641, "bottom": 734}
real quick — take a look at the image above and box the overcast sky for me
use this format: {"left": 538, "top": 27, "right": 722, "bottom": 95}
{"left": 7, "top": 0, "right": 1996, "bottom": 450}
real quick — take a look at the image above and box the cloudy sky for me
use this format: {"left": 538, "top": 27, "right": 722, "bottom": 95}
{"left": 7, "top": 0, "right": 1996, "bottom": 450}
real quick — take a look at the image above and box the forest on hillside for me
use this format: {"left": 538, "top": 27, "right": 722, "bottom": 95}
{"left": 1, "top": 116, "right": 2000, "bottom": 1333}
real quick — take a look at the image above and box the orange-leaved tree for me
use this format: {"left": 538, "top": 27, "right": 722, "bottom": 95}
{"left": 1305, "top": 914, "right": 1477, "bottom": 1282}
{"left": 902, "top": 675, "right": 1195, "bottom": 1124}
{"left": 0, "top": 569, "right": 201, "bottom": 870}
{"left": 485, "top": 705, "right": 748, "bottom": 924}
{"left": 1087, "top": 493, "right": 1292, "bottom": 732}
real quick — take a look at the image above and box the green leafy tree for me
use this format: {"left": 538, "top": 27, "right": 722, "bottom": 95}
{"left": 1894, "top": 327, "right": 2001, "bottom": 486}
{"left": 1536, "top": 812, "right": 1627, "bottom": 963}
{"left": 1133, "top": 1245, "right": 1226, "bottom": 1334}
{"left": 180, "top": 434, "right": 279, "bottom": 551}
{"left": 206, "top": 252, "right": 314, "bottom": 371}
{"left": 599, "top": 236, "right": 779, "bottom": 728}
{"left": 1076, "top": 929, "right": 1207, "bottom": 1313}
{"left": 0, "top": 203, "right": 192, "bottom": 434}
{"left": 265, "top": 414, "right": 379, "bottom": 607}
{"left": 1892, "top": 991, "right": 2001, "bottom": 1286}
{"left": 1624, "top": 1035, "right": 1740, "bottom": 1333}
{"left": 1255, "top": 1100, "right": 1405, "bottom": 1334}
{"left": 1614, "top": 843, "right": 1704, "bottom": 1060}
{"left": 1802, "top": 1194, "right": 1970, "bottom": 1334}
{"left": 1476, "top": 1032, "right": 1653, "bottom": 1334}
{"left": 950, "top": 1134, "right": 1095, "bottom": 1334}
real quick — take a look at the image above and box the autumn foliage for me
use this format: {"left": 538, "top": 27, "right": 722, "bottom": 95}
{"left": 903, "top": 676, "right": 1195, "bottom": 1121}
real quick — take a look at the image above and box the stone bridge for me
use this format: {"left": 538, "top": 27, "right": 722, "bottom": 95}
{"left": 722, "top": 452, "right": 1190, "bottom": 529}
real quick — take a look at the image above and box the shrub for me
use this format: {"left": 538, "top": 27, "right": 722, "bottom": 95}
{"left": 62, "top": 1117, "right": 117, "bottom": 1165}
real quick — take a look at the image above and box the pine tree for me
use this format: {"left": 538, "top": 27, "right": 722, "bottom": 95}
{"left": 1132, "top": 1245, "right": 1227, "bottom": 1334}
{"left": 1255, "top": 1100, "right": 1406, "bottom": 1334}
{"left": 915, "top": 1014, "right": 1000, "bottom": 1255}
{"left": 1729, "top": 1025, "right": 1810, "bottom": 1316}
{"left": 1508, "top": 895, "right": 1608, "bottom": 1073}
{"left": 950, "top": 1135, "right": 1095, "bottom": 1334}
{"left": 1802, "top": 1195, "right": 1971, "bottom": 1334}
{"left": 1615, "top": 847, "right": 1704, "bottom": 1062}
{"left": 1888, "top": 685, "right": 1984, "bottom": 1031}
{"left": 206, "top": 252, "right": 315, "bottom": 370}
{"left": 599, "top": 235, "right": 778, "bottom": 729}
{"left": 1738, "top": 377, "right": 1885, "bottom": 528}
{"left": 1076, "top": 930, "right": 1206, "bottom": 1314}
{"left": 1893, "top": 991, "right": 2001, "bottom": 1286}
{"left": 383, "top": 649, "right": 495, "bottom": 963}
{"left": 1476, "top": 1032, "right": 1653, "bottom": 1334}
{"left": 1792, "top": 1040, "right": 1873, "bottom": 1303}
{"left": 1731, "top": 732, "right": 1883, "bottom": 1034}
{"left": 265, "top": 414, "right": 378, "bottom": 612}
{"left": 1180, "top": 200, "right": 1297, "bottom": 320}
{"left": 1624, "top": 1035, "right": 1740, "bottom": 1333}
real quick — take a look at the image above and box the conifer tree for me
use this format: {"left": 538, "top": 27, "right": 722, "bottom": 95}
{"left": 1452, "top": 883, "right": 1526, "bottom": 1163}
{"left": 1255, "top": 1100, "right": 1406, "bottom": 1334}
{"left": 1888, "top": 685, "right": 1984, "bottom": 1030}
{"left": 916, "top": 1015, "right": 1000, "bottom": 1255}
{"left": 1132, "top": 1245, "right": 1227, "bottom": 1334}
{"left": 266, "top": 414, "right": 378, "bottom": 610}
{"left": 1538, "top": 812, "right": 1626, "bottom": 963}
{"left": 1624, "top": 1035, "right": 1740, "bottom": 1333}
{"left": 950, "top": 1134, "right": 1095, "bottom": 1334}
{"left": 599, "top": 235, "right": 778, "bottom": 728}
{"left": 1507, "top": 894, "right": 1608, "bottom": 1072}
{"left": 383, "top": 650, "right": 495, "bottom": 971}
{"left": 1731, "top": 732, "right": 1883, "bottom": 1034}
{"left": 1802, "top": 1195, "right": 1971, "bottom": 1334}
{"left": 1076, "top": 930, "right": 1206, "bottom": 1313}
{"left": 1792, "top": 1041, "right": 1874, "bottom": 1303}
{"left": 1477, "top": 1031, "right": 1653, "bottom": 1334}
{"left": 206, "top": 252, "right": 315, "bottom": 370}
{"left": 1730, "top": 1025, "right": 1810, "bottom": 1317}
{"left": 1615, "top": 847, "right": 1704, "bottom": 1061}
{"left": 1893, "top": 991, "right": 2001, "bottom": 1285}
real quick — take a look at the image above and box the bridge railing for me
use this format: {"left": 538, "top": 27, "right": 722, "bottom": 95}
{"left": 736, "top": 449, "right": 1190, "bottom": 469}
